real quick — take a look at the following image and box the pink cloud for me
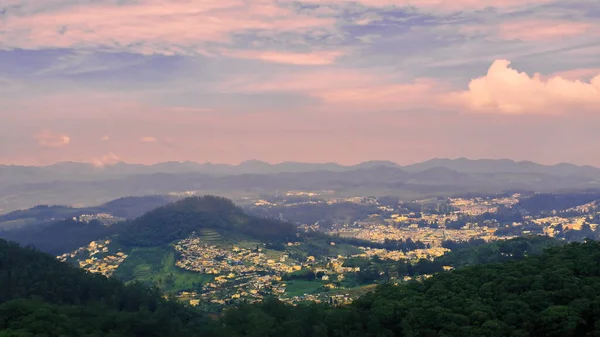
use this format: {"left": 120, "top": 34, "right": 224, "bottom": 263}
{"left": 220, "top": 68, "right": 386, "bottom": 92}
{"left": 34, "top": 130, "right": 71, "bottom": 148}
{"left": 3, "top": 0, "right": 334, "bottom": 55}
{"left": 453, "top": 60, "right": 600, "bottom": 114}
{"left": 497, "top": 20, "right": 595, "bottom": 41}
{"left": 221, "top": 50, "right": 343, "bottom": 65}
{"left": 220, "top": 68, "right": 448, "bottom": 111}
{"left": 317, "top": 78, "right": 444, "bottom": 111}
{"left": 91, "top": 152, "right": 120, "bottom": 168}
{"left": 141, "top": 136, "right": 158, "bottom": 143}
{"left": 321, "top": 0, "right": 555, "bottom": 11}
{"left": 460, "top": 20, "right": 598, "bottom": 42}
{"left": 167, "top": 107, "right": 214, "bottom": 114}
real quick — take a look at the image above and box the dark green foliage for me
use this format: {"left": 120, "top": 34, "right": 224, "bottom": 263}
{"left": 3, "top": 235, "right": 600, "bottom": 336}
{"left": 118, "top": 196, "right": 298, "bottom": 247}
{"left": 425, "top": 235, "right": 562, "bottom": 270}
{"left": 337, "top": 236, "right": 562, "bottom": 285}
{"left": 0, "top": 239, "right": 215, "bottom": 336}
{"left": 220, "top": 240, "right": 600, "bottom": 336}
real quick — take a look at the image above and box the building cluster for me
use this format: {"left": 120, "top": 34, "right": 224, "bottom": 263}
{"left": 355, "top": 246, "right": 450, "bottom": 261}
{"left": 75, "top": 213, "right": 122, "bottom": 225}
{"left": 174, "top": 234, "right": 303, "bottom": 304}
{"left": 449, "top": 196, "right": 518, "bottom": 216}
{"left": 57, "top": 239, "right": 128, "bottom": 277}
{"left": 332, "top": 223, "right": 498, "bottom": 249}
{"left": 173, "top": 234, "right": 381, "bottom": 306}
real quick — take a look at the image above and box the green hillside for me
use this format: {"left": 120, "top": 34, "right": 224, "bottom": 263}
{"left": 114, "top": 245, "right": 213, "bottom": 295}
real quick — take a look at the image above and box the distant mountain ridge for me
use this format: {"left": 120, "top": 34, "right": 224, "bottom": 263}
{"left": 2, "top": 158, "right": 600, "bottom": 214}
{"left": 2, "top": 158, "right": 598, "bottom": 181}
{"left": 0, "top": 159, "right": 404, "bottom": 188}
{"left": 403, "top": 157, "right": 600, "bottom": 177}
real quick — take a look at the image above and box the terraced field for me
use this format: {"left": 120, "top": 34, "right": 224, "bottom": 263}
{"left": 197, "top": 229, "right": 223, "bottom": 243}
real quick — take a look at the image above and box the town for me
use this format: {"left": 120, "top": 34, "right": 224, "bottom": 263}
{"left": 58, "top": 191, "right": 600, "bottom": 307}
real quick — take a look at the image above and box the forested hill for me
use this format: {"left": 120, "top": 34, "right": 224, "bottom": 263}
{"left": 117, "top": 196, "right": 298, "bottom": 247}
{"left": 0, "top": 238, "right": 216, "bottom": 336}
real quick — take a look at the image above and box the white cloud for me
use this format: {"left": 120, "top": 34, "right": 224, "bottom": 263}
{"left": 453, "top": 59, "right": 600, "bottom": 114}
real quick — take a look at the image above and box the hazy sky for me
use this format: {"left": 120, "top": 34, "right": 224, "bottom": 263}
{"left": 1, "top": 0, "right": 599, "bottom": 166}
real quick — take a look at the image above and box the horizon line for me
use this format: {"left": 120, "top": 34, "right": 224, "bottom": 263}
{"left": 1, "top": 157, "right": 598, "bottom": 169}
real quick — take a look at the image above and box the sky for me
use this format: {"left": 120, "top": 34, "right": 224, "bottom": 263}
{"left": 1, "top": 0, "right": 599, "bottom": 167}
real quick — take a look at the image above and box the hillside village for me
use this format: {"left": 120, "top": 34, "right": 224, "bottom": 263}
{"left": 57, "top": 239, "right": 128, "bottom": 277}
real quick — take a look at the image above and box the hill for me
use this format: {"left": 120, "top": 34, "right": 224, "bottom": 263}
{"left": 0, "top": 218, "right": 117, "bottom": 255}
{"left": 0, "top": 195, "right": 177, "bottom": 230}
{"left": 116, "top": 196, "right": 298, "bottom": 247}
{"left": 0, "top": 238, "right": 217, "bottom": 336}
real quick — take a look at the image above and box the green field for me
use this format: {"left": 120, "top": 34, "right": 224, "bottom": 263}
{"left": 115, "top": 245, "right": 212, "bottom": 294}
{"left": 284, "top": 280, "right": 326, "bottom": 297}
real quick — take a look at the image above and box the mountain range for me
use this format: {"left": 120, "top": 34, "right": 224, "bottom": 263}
{"left": 1, "top": 158, "right": 600, "bottom": 214}
{"left": 3, "top": 158, "right": 600, "bottom": 184}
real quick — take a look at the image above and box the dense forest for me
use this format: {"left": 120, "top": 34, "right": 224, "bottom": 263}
{"left": 3, "top": 236, "right": 600, "bottom": 336}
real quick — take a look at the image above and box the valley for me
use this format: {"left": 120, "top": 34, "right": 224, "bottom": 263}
{"left": 12, "top": 189, "right": 596, "bottom": 311}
